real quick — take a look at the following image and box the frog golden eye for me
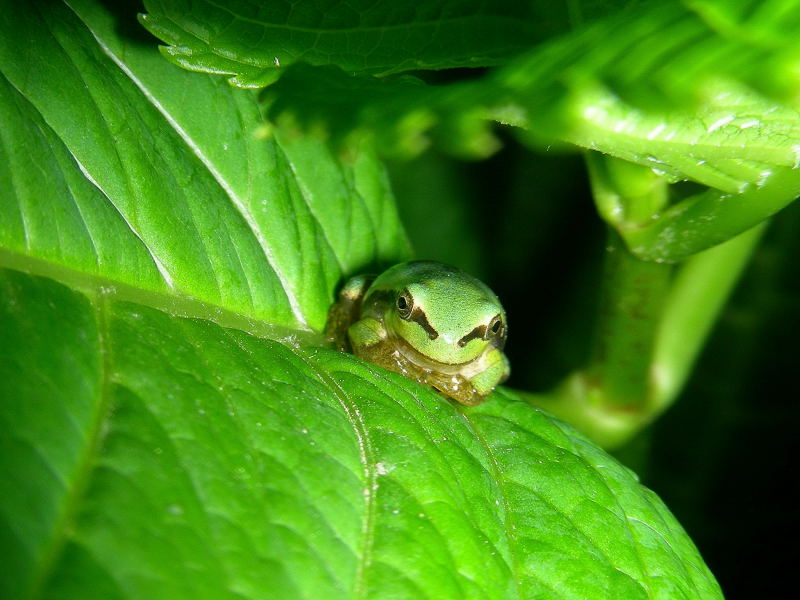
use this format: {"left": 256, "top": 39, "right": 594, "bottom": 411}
{"left": 487, "top": 315, "right": 504, "bottom": 339}
{"left": 396, "top": 290, "right": 413, "bottom": 320}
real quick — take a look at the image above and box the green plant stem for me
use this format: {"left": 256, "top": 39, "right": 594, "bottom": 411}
{"left": 582, "top": 154, "right": 672, "bottom": 411}
{"left": 586, "top": 150, "right": 668, "bottom": 225}
{"left": 586, "top": 229, "right": 671, "bottom": 410}
{"left": 527, "top": 225, "right": 763, "bottom": 448}
{"left": 525, "top": 154, "right": 765, "bottom": 448}
{"left": 516, "top": 381, "right": 649, "bottom": 449}
{"left": 651, "top": 223, "right": 765, "bottom": 410}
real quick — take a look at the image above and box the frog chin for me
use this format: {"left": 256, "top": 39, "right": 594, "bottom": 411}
{"left": 393, "top": 336, "right": 488, "bottom": 379}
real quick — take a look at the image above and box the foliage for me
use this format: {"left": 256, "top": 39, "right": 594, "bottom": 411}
{"left": 3, "top": 0, "right": 799, "bottom": 598}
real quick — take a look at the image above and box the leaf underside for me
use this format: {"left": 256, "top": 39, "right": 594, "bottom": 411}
{"left": 139, "top": 0, "right": 571, "bottom": 84}
{"left": 139, "top": 0, "right": 800, "bottom": 260}
{"left": 141, "top": 0, "right": 800, "bottom": 176}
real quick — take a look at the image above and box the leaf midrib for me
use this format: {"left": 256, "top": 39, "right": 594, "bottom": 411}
{"left": 458, "top": 409, "right": 524, "bottom": 600}
{"left": 23, "top": 293, "right": 114, "bottom": 600}
{"left": 0, "top": 250, "right": 325, "bottom": 346}
{"left": 202, "top": 0, "right": 533, "bottom": 38}
{"left": 300, "top": 356, "right": 377, "bottom": 600}
{"left": 73, "top": 8, "right": 310, "bottom": 330}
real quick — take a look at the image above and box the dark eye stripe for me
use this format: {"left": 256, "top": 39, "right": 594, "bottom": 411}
{"left": 411, "top": 308, "right": 438, "bottom": 340}
{"left": 458, "top": 324, "right": 487, "bottom": 348}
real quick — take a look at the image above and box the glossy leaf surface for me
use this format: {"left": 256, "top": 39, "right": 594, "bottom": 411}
{"left": 0, "top": 269, "right": 721, "bottom": 599}
{"left": 0, "top": 0, "right": 410, "bottom": 333}
{"left": 0, "top": 2, "right": 724, "bottom": 599}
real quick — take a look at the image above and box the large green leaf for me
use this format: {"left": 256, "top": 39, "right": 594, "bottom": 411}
{"left": 0, "top": 269, "right": 721, "bottom": 599}
{"left": 139, "top": 0, "right": 576, "bottom": 86}
{"left": 0, "top": 0, "right": 410, "bottom": 333}
{"left": 1, "top": 2, "right": 723, "bottom": 599}
{"left": 141, "top": 0, "right": 800, "bottom": 169}
{"left": 140, "top": 0, "right": 800, "bottom": 259}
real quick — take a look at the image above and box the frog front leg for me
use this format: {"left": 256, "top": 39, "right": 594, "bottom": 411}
{"left": 347, "top": 316, "right": 387, "bottom": 352}
{"left": 349, "top": 318, "right": 439, "bottom": 388}
{"left": 467, "top": 349, "right": 510, "bottom": 400}
{"left": 326, "top": 275, "right": 374, "bottom": 351}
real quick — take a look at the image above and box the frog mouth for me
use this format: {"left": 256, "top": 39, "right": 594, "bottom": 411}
{"left": 392, "top": 336, "right": 489, "bottom": 380}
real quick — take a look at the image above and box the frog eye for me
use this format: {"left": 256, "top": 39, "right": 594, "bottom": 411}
{"left": 458, "top": 315, "right": 502, "bottom": 348}
{"left": 487, "top": 315, "right": 505, "bottom": 340}
{"left": 396, "top": 289, "right": 414, "bottom": 320}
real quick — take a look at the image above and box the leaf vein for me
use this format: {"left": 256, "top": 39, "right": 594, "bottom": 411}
{"left": 81, "top": 20, "right": 309, "bottom": 328}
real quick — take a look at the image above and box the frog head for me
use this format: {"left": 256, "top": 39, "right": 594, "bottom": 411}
{"left": 366, "top": 262, "right": 507, "bottom": 366}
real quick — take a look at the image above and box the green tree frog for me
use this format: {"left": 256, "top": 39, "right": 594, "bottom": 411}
{"left": 326, "top": 261, "right": 510, "bottom": 406}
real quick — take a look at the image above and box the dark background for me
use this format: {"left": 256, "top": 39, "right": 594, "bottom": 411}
{"left": 389, "top": 134, "right": 799, "bottom": 599}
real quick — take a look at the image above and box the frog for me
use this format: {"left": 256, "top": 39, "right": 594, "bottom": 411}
{"left": 326, "top": 261, "right": 510, "bottom": 406}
